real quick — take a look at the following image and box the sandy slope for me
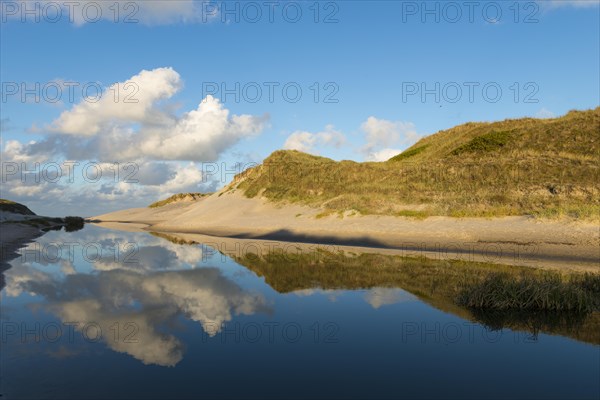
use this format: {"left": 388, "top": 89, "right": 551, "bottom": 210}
{"left": 93, "top": 190, "right": 600, "bottom": 272}
{"left": 93, "top": 200, "right": 201, "bottom": 225}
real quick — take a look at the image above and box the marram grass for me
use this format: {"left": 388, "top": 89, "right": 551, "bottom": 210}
{"left": 457, "top": 273, "right": 600, "bottom": 313}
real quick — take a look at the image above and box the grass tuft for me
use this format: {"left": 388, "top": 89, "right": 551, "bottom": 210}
{"left": 457, "top": 273, "right": 598, "bottom": 313}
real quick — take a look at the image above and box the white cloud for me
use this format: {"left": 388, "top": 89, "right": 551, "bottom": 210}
{"left": 360, "top": 117, "right": 420, "bottom": 161}
{"left": 2, "top": 139, "right": 39, "bottom": 162}
{"left": 41, "top": 68, "right": 268, "bottom": 162}
{"left": 49, "top": 67, "right": 182, "bottom": 136}
{"left": 136, "top": 95, "right": 267, "bottom": 161}
{"left": 1, "top": 141, "right": 197, "bottom": 215}
{"left": 284, "top": 132, "right": 317, "bottom": 153}
{"left": 159, "top": 163, "right": 203, "bottom": 192}
{"left": 281, "top": 118, "right": 418, "bottom": 162}
{"left": 365, "top": 148, "right": 403, "bottom": 162}
{"left": 283, "top": 124, "right": 346, "bottom": 154}
{"left": 535, "top": 108, "right": 556, "bottom": 119}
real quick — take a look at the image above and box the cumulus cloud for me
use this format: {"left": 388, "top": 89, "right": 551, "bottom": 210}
{"left": 361, "top": 117, "right": 419, "bottom": 150}
{"left": 365, "top": 148, "right": 403, "bottom": 162}
{"left": 2, "top": 139, "right": 39, "bottom": 163}
{"left": 137, "top": 96, "right": 267, "bottom": 161}
{"left": 1, "top": 67, "right": 268, "bottom": 215}
{"left": 360, "top": 117, "right": 420, "bottom": 161}
{"left": 49, "top": 67, "right": 181, "bottom": 136}
{"left": 280, "top": 118, "right": 419, "bottom": 162}
{"left": 39, "top": 67, "right": 267, "bottom": 162}
{"left": 0, "top": 151, "right": 209, "bottom": 216}
{"left": 5, "top": 231, "right": 270, "bottom": 366}
{"left": 283, "top": 125, "right": 346, "bottom": 154}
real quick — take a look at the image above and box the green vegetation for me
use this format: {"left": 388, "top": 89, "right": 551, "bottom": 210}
{"left": 450, "top": 130, "right": 512, "bottom": 155}
{"left": 394, "top": 210, "right": 429, "bottom": 219}
{"left": 0, "top": 199, "right": 36, "bottom": 215}
{"left": 233, "top": 249, "right": 600, "bottom": 344}
{"left": 389, "top": 144, "right": 429, "bottom": 161}
{"left": 234, "top": 108, "right": 600, "bottom": 219}
{"left": 148, "top": 193, "right": 208, "bottom": 208}
{"left": 0, "top": 199, "right": 84, "bottom": 231}
{"left": 64, "top": 216, "right": 85, "bottom": 232}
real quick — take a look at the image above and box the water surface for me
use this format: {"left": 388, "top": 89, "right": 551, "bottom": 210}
{"left": 1, "top": 225, "right": 598, "bottom": 399}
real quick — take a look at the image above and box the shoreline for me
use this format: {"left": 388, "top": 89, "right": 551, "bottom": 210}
{"left": 93, "top": 222, "right": 600, "bottom": 273}
{"left": 92, "top": 192, "right": 600, "bottom": 273}
{"left": 0, "top": 223, "right": 45, "bottom": 289}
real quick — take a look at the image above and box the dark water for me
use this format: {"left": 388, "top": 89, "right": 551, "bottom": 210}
{"left": 1, "top": 225, "right": 598, "bottom": 399}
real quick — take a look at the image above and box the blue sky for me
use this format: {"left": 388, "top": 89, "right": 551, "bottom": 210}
{"left": 1, "top": 0, "right": 599, "bottom": 216}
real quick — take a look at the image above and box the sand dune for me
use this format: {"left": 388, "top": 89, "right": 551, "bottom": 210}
{"left": 94, "top": 200, "right": 201, "bottom": 226}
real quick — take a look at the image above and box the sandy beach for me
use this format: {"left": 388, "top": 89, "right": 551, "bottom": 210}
{"left": 93, "top": 190, "right": 600, "bottom": 272}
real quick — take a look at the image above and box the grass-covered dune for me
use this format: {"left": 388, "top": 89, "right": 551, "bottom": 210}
{"left": 0, "top": 199, "right": 84, "bottom": 231}
{"left": 148, "top": 193, "right": 209, "bottom": 208}
{"left": 235, "top": 108, "right": 600, "bottom": 219}
{"left": 0, "top": 199, "right": 36, "bottom": 215}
